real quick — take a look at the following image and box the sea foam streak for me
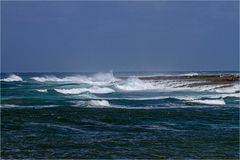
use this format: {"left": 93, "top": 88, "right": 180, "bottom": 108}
{"left": 1, "top": 74, "right": 23, "bottom": 82}
{"left": 188, "top": 99, "right": 226, "bottom": 105}
{"left": 0, "top": 104, "right": 58, "bottom": 109}
{"left": 31, "top": 76, "right": 60, "bottom": 82}
{"left": 212, "top": 83, "right": 240, "bottom": 93}
{"left": 31, "top": 72, "right": 119, "bottom": 86}
{"left": 88, "top": 100, "right": 110, "bottom": 107}
{"left": 55, "top": 86, "right": 115, "bottom": 94}
{"left": 101, "top": 93, "right": 240, "bottom": 101}
{"left": 72, "top": 100, "right": 111, "bottom": 108}
{"left": 36, "top": 89, "right": 48, "bottom": 93}
{"left": 181, "top": 73, "right": 199, "bottom": 76}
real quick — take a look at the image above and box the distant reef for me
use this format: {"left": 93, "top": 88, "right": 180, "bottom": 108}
{"left": 139, "top": 74, "right": 239, "bottom": 88}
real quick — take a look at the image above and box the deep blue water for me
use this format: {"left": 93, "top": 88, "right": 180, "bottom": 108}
{"left": 1, "top": 72, "right": 239, "bottom": 159}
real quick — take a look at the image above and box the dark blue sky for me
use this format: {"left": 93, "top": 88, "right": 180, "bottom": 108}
{"left": 1, "top": 1, "right": 239, "bottom": 72}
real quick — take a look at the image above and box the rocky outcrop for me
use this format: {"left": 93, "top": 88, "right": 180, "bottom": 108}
{"left": 139, "top": 74, "right": 239, "bottom": 82}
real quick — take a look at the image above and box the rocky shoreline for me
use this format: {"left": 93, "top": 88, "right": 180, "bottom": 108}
{"left": 139, "top": 74, "right": 239, "bottom": 88}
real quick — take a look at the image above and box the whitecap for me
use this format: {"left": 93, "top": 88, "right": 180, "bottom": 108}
{"left": 88, "top": 100, "right": 111, "bottom": 107}
{"left": 188, "top": 99, "right": 225, "bottom": 105}
{"left": 31, "top": 76, "right": 60, "bottom": 82}
{"left": 115, "top": 77, "right": 161, "bottom": 91}
{"left": 54, "top": 86, "right": 115, "bottom": 95}
{"left": 36, "top": 89, "right": 48, "bottom": 93}
{"left": 31, "top": 72, "right": 119, "bottom": 86}
{"left": 55, "top": 88, "right": 88, "bottom": 94}
{"left": 211, "top": 83, "right": 240, "bottom": 93}
{"left": 1, "top": 74, "right": 23, "bottom": 82}
{"left": 71, "top": 100, "right": 111, "bottom": 108}
{"left": 180, "top": 73, "right": 199, "bottom": 76}
{"left": 114, "top": 77, "right": 198, "bottom": 92}
{"left": 88, "top": 86, "right": 115, "bottom": 94}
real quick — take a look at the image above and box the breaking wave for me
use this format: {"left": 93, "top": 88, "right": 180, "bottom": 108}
{"left": 2, "top": 72, "right": 239, "bottom": 110}
{"left": 212, "top": 83, "right": 240, "bottom": 93}
{"left": 54, "top": 86, "right": 115, "bottom": 94}
{"left": 1, "top": 74, "right": 23, "bottom": 82}
{"left": 114, "top": 77, "right": 203, "bottom": 92}
{"left": 72, "top": 100, "right": 111, "bottom": 107}
{"left": 31, "top": 72, "right": 119, "bottom": 86}
{"left": 180, "top": 73, "right": 199, "bottom": 76}
{"left": 115, "top": 77, "right": 158, "bottom": 91}
{"left": 114, "top": 77, "right": 239, "bottom": 93}
{"left": 188, "top": 99, "right": 225, "bottom": 105}
{"left": 28, "top": 72, "right": 239, "bottom": 94}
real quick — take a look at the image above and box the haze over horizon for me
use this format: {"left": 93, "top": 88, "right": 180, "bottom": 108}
{"left": 1, "top": 1, "right": 239, "bottom": 72}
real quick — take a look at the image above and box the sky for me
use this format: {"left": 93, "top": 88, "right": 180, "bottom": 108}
{"left": 1, "top": 1, "right": 239, "bottom": 72}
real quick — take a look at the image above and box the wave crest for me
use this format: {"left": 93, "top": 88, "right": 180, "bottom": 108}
{"left": 1, "top": 74, "right": 23, "bottom": 82}
{"left": 54, "top": 86, "right": 115, "bottom": 95}
{"left": 188, "top": 99, "right": 225, "bottom": 105}
{"left": 31, "top": 72, "right": 118, "bottom": 86}
{"left": 212, "top": 83, "right": 240, "bottom": 93}
{"left": 115, "top": 77, "right": 160, "bottom": 91}
{"left": 88, "top": 100, "right": 110, "bottom": 107}
{"left": 114, "top": 77, "right": 196, "bottom": 91}
{"left": 181, "top": 73, "right": 199, "bottom": 76}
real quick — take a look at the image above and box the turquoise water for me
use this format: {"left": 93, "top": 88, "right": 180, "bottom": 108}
{"left": 1, "top": 72, "right": 239, "bottom": 159}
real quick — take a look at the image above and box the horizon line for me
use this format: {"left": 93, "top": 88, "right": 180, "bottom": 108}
{"left": 1, "top": 70, "right": 239, "bottom": 74}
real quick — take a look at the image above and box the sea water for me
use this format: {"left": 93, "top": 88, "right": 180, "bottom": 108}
{"left": 1, "top": 72, "right": 239, "bottom": 159}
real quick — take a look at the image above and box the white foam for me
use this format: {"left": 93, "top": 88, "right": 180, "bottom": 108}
{"left": 31, "top": 72, "right": 119, "bottom": 86}
{"left": 88, "top": 100, "right": 110, "bottom": 107}
{"left": 72, "top": 100, "right": 111, "bottom": 108}
{"left": 30, "top": 72, "right": 238, "bottom": 94}
{"left": 54, "top": 86, "right": 115, "bottom": 95}
{"left": 206, "top": 93, "right": 240, "bottom": 98}
{"left": 97, "top": 92, "right": 240, "bottom": 101}
{"left": 72, "top": 101, "right": 86, "bottom": 107}
{"left": 36, "top": 89, "right": 48, "bottom": 93}
{"left": 89, "top": 86, "right": 115, "bottom": 94}
{"left": 180, "top": 73, "right": 199, "bottom": 76}
{"left": 114, "top": 77, "right": 198, "bottom": 92}
{"left": 55, "top": 88, "right": 88, "bottom": 94}
{"left": 74, "top": 93, "right": 100, "bottom": 99}
{"left": 212, "top": 83, "right": 240, "bottom": 93}
{"left": 115, "top": 77, "right": 156, "bottom": 91}
{"left": 1, "top": 74, "right": 23, "bottom": 82}
{"left": 0, "top": 104, "right": 19, "bottom": 108}
{"left": 188, "top": 99, "right": 225, "bottom": 105}
{"left": 31, "top": 76, "right": 60, "bottom": 82}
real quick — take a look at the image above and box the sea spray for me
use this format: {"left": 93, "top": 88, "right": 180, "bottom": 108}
{"left": 1, "top": 74, "right": 23, "bottom": 82}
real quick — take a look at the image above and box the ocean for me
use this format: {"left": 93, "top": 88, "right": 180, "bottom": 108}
{"left": 1, "top": 72, "right": 239, "bottom": 159}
